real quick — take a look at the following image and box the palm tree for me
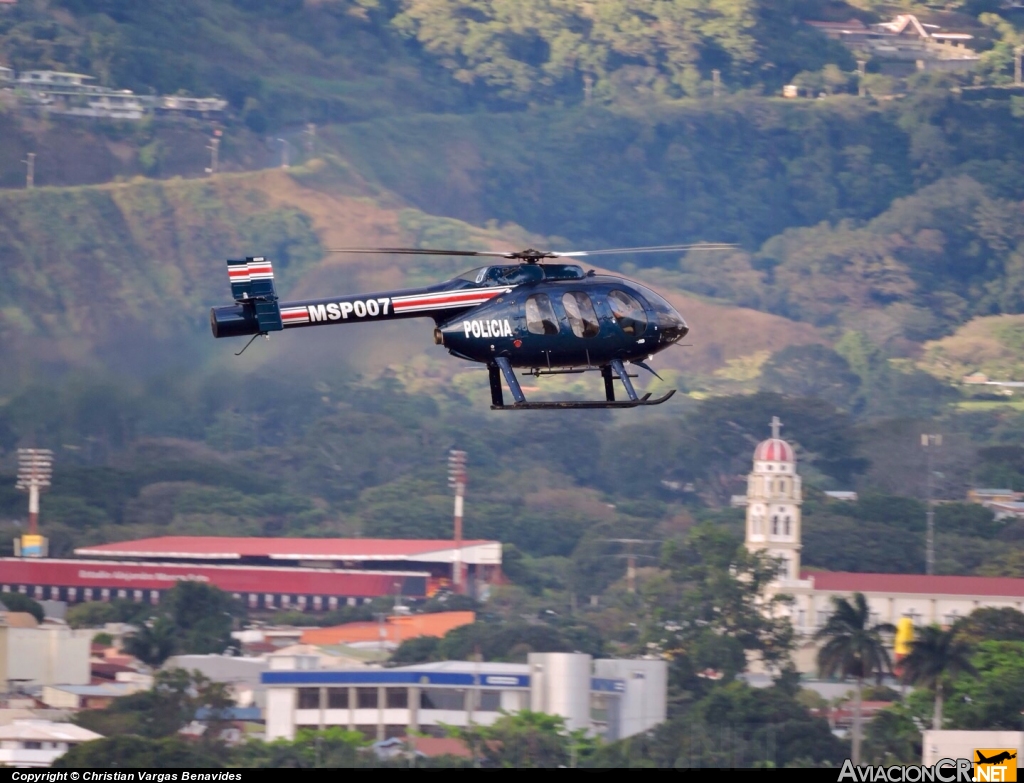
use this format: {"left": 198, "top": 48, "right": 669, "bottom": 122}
{"left": 123, "top": 615, "right": 177, "bottom": 666}
{"left": 816, "top": 593, "right": 895, "bottom": 765}
{"left": 900, "top": 624, "right": 976, "bottom": 730}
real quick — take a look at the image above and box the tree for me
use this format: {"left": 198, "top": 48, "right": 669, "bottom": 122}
{"left": 74, "top": 669, "right": 232, "bottom": 740}
{"left": 862, "top": 704, "right": 921, "bottom": 765}
{"left": 53, "top": 736, "right": 223, "bottom": 768}
{"left": 658, "top": 524, "right": 795, "bottom": 675}
{"left": 591, "top": 680, "right": 847, "bottom": 767}
{"left": 941, "top": 641, "right": 1024, "bottom": 730}
{"left": 392, "top": 0, "right": 760, "bottom": 102}
{"left": 391, "top": 635, "right": 441, "bottom": 665}
{"left": 457, "top": 710, "right": 593, "bottom": 768}
{"left": 162, "top": 581, "right": 242, "bottom": 655}
{"left": 952, "top": 607, "right": 1024, "bottom": 643}
{"left": 235, "top": 728, "right": 370, "bottom": 768}
{"left": 759, "top": 344, "right": 862, "bottom": 411}
{"left": 123, "top": 615, "right": 177, "bottom": 666}
{"left": 0, "top": 592, "right": 44, "bottom": 622}
{"left": 816, "top": 593, "right": 894, "bottom": 765}
{"left": 899, "top": 625, "right": 976, "bottom": 730}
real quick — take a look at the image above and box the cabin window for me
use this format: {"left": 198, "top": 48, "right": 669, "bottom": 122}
{"left": 562, "top": 292, "right": 600, "bottom": 338}
{"left": 607, "top": 290, "right": 647, "bottom": 336}
{"left": 525, "top": 294, "right": 559, "bottom": 335}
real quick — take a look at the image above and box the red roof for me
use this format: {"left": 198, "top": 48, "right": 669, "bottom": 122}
{"left": 804, "top": 571, "right": 1024, "bottom": 598}
{"left": 75, "top": 536, "right": 495, "bottom": 561}
{"left": 754, "top": 438, "right": 795, "bottom": 463}
{"left": 406, "top": 737, "right": 472, "bottom": 759}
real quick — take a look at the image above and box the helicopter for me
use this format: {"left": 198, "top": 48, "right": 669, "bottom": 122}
{"left": 210, "top": 244, "right": 732, "bottom": 410}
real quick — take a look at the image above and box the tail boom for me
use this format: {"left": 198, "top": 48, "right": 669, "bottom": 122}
{"left": 210, "top": 282, "right": 513, "bottom": 339}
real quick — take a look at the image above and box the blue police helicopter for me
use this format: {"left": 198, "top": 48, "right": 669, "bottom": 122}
{"left": 210, "top": 244, "right": 731, "bottom": 410}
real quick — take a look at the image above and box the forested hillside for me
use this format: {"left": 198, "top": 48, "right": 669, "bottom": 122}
{"left": 3, "top": 0, "right": 1024, "bottom": 598}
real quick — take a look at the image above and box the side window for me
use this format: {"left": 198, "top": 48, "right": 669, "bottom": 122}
{"left": 562, "top": 292, "right": 600, "bottom": 338}
{"left": 525, "top": 294, "right": 559, "bottom": 335}
{"left": 607, "top": 290, "right": 647, "bottom": 336}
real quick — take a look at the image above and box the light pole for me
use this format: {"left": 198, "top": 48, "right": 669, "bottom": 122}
{"left": 448, "top": 450, "right": 467, "bottom": 593}
{"left": 16, "top": 448, "right": 53, "bottom": 557}
{"left": 921, "top": 434, "right": 942, "bottom": 575}
{"left": 277, "top": 138, "right": 289, "bottom": 169}
{"left": 22, "top": 153, "right": 35, "bottom": 189}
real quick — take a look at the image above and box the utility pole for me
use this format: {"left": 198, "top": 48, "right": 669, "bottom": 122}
{"left": 712, "top": 69, "right": 721, "bottom": 98}
{"left": 857, "top": 59, "right": 867, "bottom": 97}
{"left": 206, "top": 135, "right": 220, "bottom": 175}
{"left": 604, "top": 539, "right": 660, "bottom": 593}
{"left": 23, "top": 153, "right": 35, "bottom": 189}
{"left": 305, "top": 123, "right": 316, "bottom": 155}
{"left": 277, "top": 138, "right": 289, "bottom": 169}
{"left": 921, "top": 434, "right": 942, "bottom": 575}
{"left": 448, "top": 450, "right": 467, "bottom": 594}
{"left": 583, "top": 74, "right": 593, "bottom": 105}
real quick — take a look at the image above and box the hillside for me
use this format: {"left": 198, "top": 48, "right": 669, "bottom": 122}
{"left": 920, "top": 314, "right": 1024, "bottom": 384}
{"left": 0, "top": 160, "right": 828, "bottom": 398}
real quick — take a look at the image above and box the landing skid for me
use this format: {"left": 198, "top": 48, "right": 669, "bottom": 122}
{"left": 488, "top": 356, "right": 676, "bottom": 411}
{"left": 490, "top": 390, "right": 676, "bottom": 411}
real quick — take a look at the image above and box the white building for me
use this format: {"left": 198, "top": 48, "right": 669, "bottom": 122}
{"left": 262, "top": 652, "right": 666, "bottom": 743}
{"left": 0, "top": 720, "right": 101, "bottom": 767}
{"left": 923, "top": 730, "right": 1024, "bottom": 769}
{"left": 743, "top": 418, "right": 1024, "bottom": 672}
{"left": 0, "top": 621, "right": 91, "bottom": 689}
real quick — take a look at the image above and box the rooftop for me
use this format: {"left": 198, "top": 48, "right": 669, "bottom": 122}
{"left": 75, "top": 536, "right": 501, "bottom": 564}
{"left": 46, "top": 684, "right": 137, "bottom": 698}
{"left": 301, "top": 611, "right": 475, "bottom": 646}
{"left": 803, "top": 571, "right": 1024, "bottom": 598}
{"left": 0, "top": 720, "right": 102, "bottom": 743}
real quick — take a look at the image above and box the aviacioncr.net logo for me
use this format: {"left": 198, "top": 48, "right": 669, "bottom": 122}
{"left": 838, "top": 758, "right": 973, "bottom": 782}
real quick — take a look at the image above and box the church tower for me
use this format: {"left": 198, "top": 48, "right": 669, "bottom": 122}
{"left": 745, "top": 416, "right": 802, "bottom": 582}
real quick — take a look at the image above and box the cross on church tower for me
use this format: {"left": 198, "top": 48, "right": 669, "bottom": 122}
{"left": 770, "top": 416, "right": 782, "bottom": 439}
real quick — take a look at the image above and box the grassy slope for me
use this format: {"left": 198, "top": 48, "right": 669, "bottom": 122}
{"left": 0, "top": 161, "right": 827, "bottom": 396}
{"left": 920, "top": 314, "right": 1024, "bottom": 383}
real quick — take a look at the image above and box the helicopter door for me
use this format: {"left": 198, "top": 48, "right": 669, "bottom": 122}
{"left": 524, "top": 294, "right": 560, "bottom": 336}
{"left": 606, "top": 290, "right": 648, "bottom": 338}
{"left": 561, "top": 292, "right": 600, "bottom": 338}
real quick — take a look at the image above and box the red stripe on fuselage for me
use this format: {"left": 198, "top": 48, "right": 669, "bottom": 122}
{"left": 393, "top": 291, "right": 500, "bottom": 310}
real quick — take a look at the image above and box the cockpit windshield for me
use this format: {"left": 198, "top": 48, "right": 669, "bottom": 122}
{"left": 634, "top": 284, "right": 689, "bottom": 343}
{"left": 455, "top": 264, "right": 584, "bottom": 286}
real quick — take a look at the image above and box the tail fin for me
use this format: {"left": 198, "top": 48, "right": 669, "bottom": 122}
{"left": 227, "top": 257, "right": 282, "bottom": 333}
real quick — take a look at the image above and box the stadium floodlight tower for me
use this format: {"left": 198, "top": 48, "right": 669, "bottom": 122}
{"left": 16, "top": 448, "right": 53, "bottom": 558}
{"left": 448, "top": 450, "right": 467, "bottom": 594}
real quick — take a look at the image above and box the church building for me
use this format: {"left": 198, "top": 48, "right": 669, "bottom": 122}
{"left": 742, "top": 418, "right": 1024, "bottom": 672}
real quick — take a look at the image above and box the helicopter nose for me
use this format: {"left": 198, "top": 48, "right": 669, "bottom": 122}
{"left": 658, "top": 308, "right": 688, "bottom": 344}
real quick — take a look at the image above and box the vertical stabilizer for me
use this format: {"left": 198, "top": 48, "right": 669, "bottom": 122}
{"left": 227, "top": 257, "right": 282, "bottom": 333}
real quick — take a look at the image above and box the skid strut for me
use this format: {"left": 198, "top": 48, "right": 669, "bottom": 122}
{"left": 490, "top": 358, "right": 676, "bottom": 410}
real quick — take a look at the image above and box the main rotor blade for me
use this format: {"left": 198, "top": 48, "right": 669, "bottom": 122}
{"left": 328, "top": 247, "right": 515, "bottom": 258}
{"left": 552, "top": 243, "right": 737, "bottom": 257}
